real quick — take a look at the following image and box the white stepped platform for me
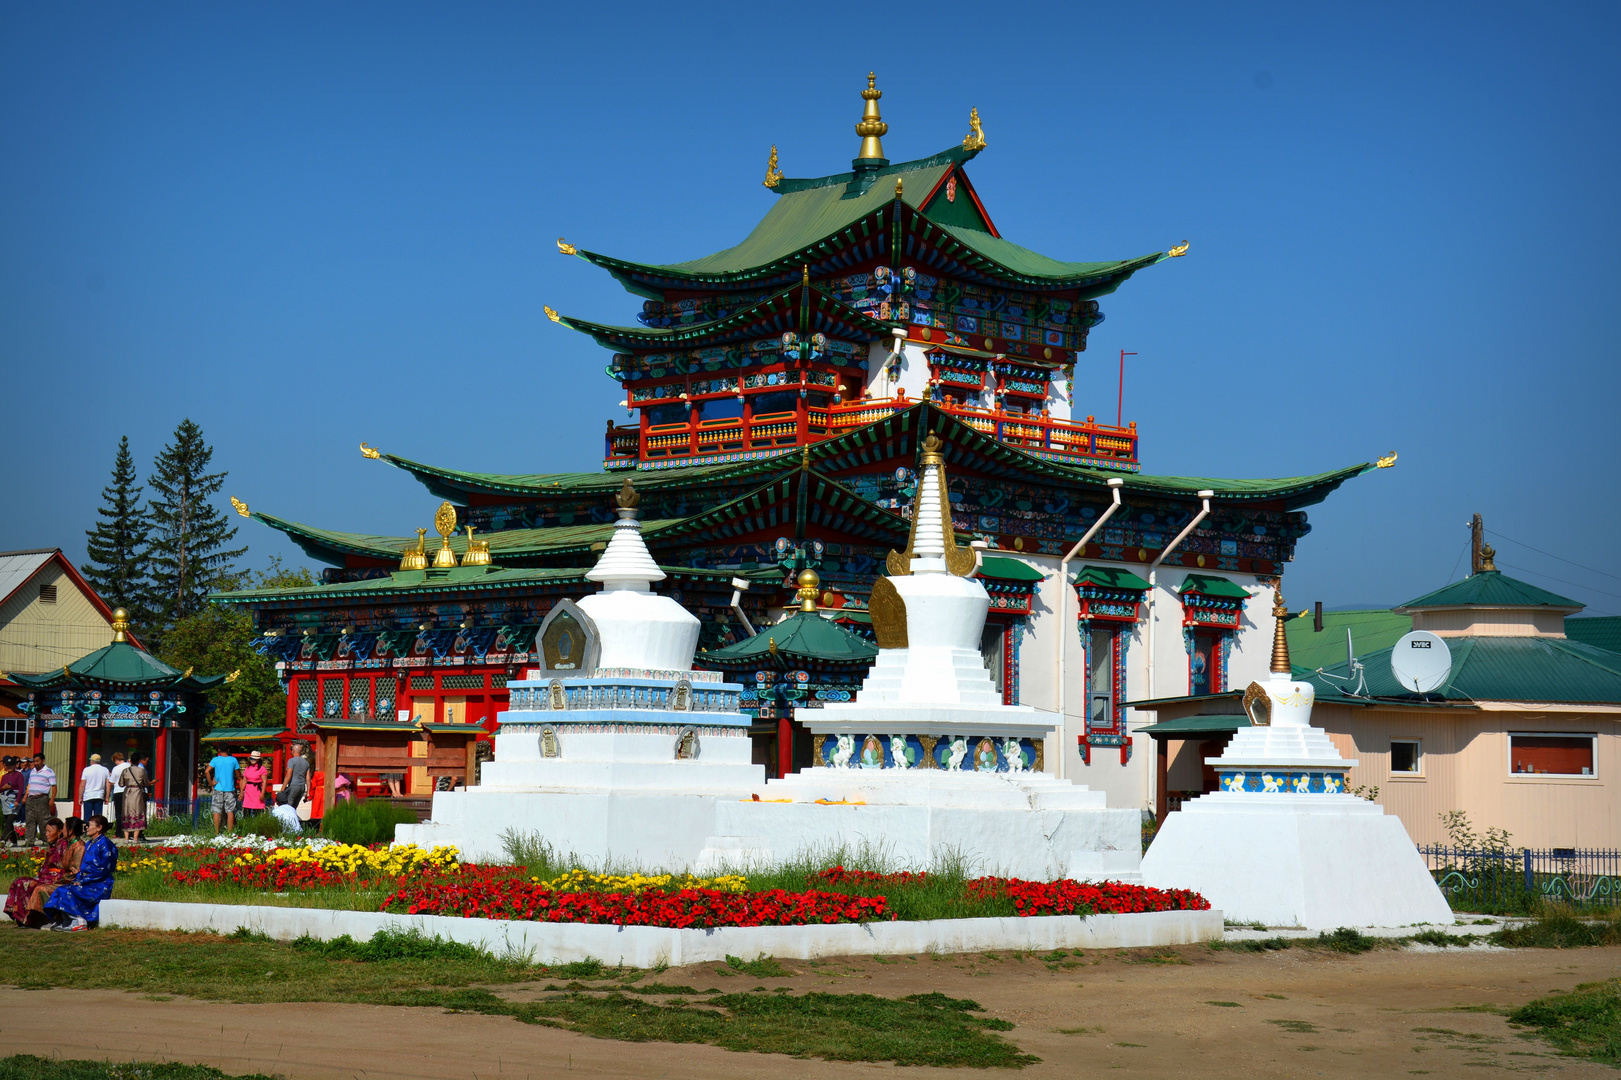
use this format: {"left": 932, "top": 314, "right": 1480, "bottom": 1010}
{"left": 695, "top": 767, "right": 1143, "bottom": 882}
{"left": 100, "top": 899, "right": 1222, "bottom": 966}
{"left": 1140, "top": 791, "right": 1455, "bottom": 929}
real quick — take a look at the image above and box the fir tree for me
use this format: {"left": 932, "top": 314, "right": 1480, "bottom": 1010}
{"left": 82, "top": 435, "right": 153, "bottom": 628}
{"left": 145, "top": 418, "right": 247, "bottom": 633}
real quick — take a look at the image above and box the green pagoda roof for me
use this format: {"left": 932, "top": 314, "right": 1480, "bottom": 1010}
{"left": 1568, "top": 616, "right": 1621, "bottom": 655}
{"left": 556, "top": 279, "right": 891, "bottom": 352}
{"left": 1304, "top": 635, "right": 1621, "bottom": 706}
{"left": 369, "top": 405, "right": 1384, "bottom": 512}
{"left": 7, "top": 641, "right": 230, "bottom": 691}
{"left": 1396, "top": 570, "right": 1582, "bottom": 612}
{"left": 699, "top": 610, "right": 877, "bottom": 668}
{"left": 211, "top": 564, "right": 769, "bottom": 605}
{"left": 569, "top": 144, "right": 1169, "bottom": 298}
{"left": 245, "top": 511, "right": 682, "bottom": 566}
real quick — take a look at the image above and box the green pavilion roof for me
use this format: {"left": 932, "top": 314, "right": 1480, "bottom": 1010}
{"left": 1568, "top": 616, "right": 1621, "bottom": 655}
{"left": 556, "top": 280, "right": 892, "bottom": 352}
{"left": 7, "top": 641, "right": 230, "bottom": 691}
{"left": 1396, "top": 570, "right": 1582, "bottom": 612}
{"left": 200, "top": 728, "right": 285, "bottom": 743}
{"left": 978, "top": 556, "right": 1045, "bottom": 582}
{"left": 1286, "top": 608, "right": 1412, "bottom": 672}
{"left": 370, "top": 405, "right": 1383, "bottom": 511}
{"left": 211, "top": 564, "right": 773, "bottom": 605}
{"left": 1305, "top": 635, "right": 1621, "bottom": 706}
{"left": 699, "top": 610, "right": 877, "bottom": 668}
{"left": 569, "top": 144, "right": 1169, "bottom": 298}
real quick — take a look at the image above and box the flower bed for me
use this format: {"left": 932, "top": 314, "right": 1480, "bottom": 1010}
{"left": 967, "top": 877, "right": 1210, "bottom": 916}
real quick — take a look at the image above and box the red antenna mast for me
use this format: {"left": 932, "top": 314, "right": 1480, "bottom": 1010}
{"left": 1117, "top": 350, "right": 1137, "bottom": 427}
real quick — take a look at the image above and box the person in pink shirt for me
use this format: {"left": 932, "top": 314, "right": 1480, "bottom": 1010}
{"left": 240, "top": 751, "right": 270, "bottom": 815}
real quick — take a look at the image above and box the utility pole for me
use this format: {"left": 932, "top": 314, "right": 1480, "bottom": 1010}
{"left": 1117, "top": 350, "right": 1136, "bottom": 427}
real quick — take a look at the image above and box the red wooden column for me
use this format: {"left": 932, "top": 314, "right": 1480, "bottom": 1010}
{"left": 71, "top": 728, "right": 88, "bottom": 816}
{"left": 1155, "top": 736, "right": 1169, "bottom": 826}
{"left": 154, "top": 727, "right": 168, "bottom": 807}
{"left": 776, "top": 716, "right": 793, "bottom": 779}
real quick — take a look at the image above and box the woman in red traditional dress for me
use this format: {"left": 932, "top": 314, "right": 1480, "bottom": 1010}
{"left": 6, "top": 817, "right": 84, "bottom": 927}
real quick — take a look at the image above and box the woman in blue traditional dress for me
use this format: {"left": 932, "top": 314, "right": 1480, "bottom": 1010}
{"left": 44, "top": 814, "right": 117, "bottom": 932}
{"left": 5, "top": 817, "right": 81, "bottom": 927}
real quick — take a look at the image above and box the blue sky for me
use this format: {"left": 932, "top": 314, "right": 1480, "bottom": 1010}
{"left": 3, "top": 2, "right": 1617, "bottom": 614}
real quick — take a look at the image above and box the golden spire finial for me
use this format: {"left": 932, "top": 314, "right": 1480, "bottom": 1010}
{"left": 360, "top": 442, "right": 381, "bottom": 459}
{"left": 182, "top": 666, "right": 194, "bottom": 679}
{"left": 1271, "top": 590, "right": 1292, "bottom": 675}
{"left": 887, "top": 431, "right": 975, "bottom": 578}
{"left": 110, "top": 608, "right": 130, "bottom": 644}
{"left": 1167, "top": 241, "right": 1190, "bottom": 258}
{"left": 544, "top": 306, "right": 561, "bottom": 323}
{"left": 432, "top": 502, "right": 459, "bottom": 568}
{"left": 854, "top": 72, "right": 888, "bottom": 160}
{"left": 1479, "top": 542, "right": 1497, "bottom": 572}
{"left": 230, "top": 496, "right": 249, "bottom": 518}
{"left": 797, "top": 568, "right": 821, "bottom": 613}
{"left": 763, "top": 145, "right": 782, "bottom": 188}
{"left": 616, "top": 477, "right": 640, "bottom": 510}
{"left": 556, "top": 238, "right": 577, "bottom": 255}
{"left": 962, "top": 107, "right": 986, "bottom": 151}
{"left": 894, "top": 177, "right": 903, "bottom": 198}
{"left": 401, "top": 528, "right": 429, "bottom": 571}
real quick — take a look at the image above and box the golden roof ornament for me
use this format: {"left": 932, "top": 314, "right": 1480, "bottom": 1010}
{"left": 762, "top": 145, "right": 782, "bottom": 188}
{"left": 226, "top": 669, "right": 241, "bottom": 683}
{"left": 1375, "top": 450, "right": 1398, "bottom": 468}
{"left": 544, "top": 306, "right": 561, "bottom": 323}
{"left": 1270, "top": 591, "right": 1292, "bottom": 675}
{"left": 894, "top": 177, "right": 904, "bottom": 198}
{"left": 854, "top": 72, "right": 888, "bottom": 160}
{"left": 359, "top": 442, "right": 381, "bottom": 459}
{"left": 230, "top": 496, "right": 249, "bottom": 518}
{"left": 886, "top": 432, "right": 976, "bottom": 578}
{"left": 401, "top": 528, "right": 429, "bottom": 571}
{"left": 182, "top": 666, "right": 194, "bottom": 678}
{"left": 433, "top": 501, "right": 459, "bottom": 568}
{"left": 110, "top": 608, "right": 130, "bottom": 644}
{"left": 1479, "top": 542, "right": 1497, "bottom": 572}
{"left": 1167, "top": 241, "right": 1190, "bottom": 258}
{"left": 616, "top": 477, "right": 640, "bottom": 510}
{"left": 463, "top": 523, "right": 492, "bottom": 566}
{"left": 556, "top": 237, "right": 577, "bottom": 255}
{"left": 796, "top": 568, "right": 821, "bottom": 613}
{"left": 962, "top": 107, "right": 986, "bottom": 151}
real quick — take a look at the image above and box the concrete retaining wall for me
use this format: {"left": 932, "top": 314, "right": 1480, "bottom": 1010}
{"left": 99, "top": 899, "right": 1222, "bottom": 968}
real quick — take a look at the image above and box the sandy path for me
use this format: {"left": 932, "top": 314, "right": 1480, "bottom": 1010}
{"left": 4, "top": 944, "right": 1616, "bottom": 1079}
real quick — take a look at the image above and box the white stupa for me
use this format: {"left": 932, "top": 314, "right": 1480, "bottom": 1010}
{"left": 1139, "top": 596, "right": 1453, "bottom": 928}
{"left": 693, "top": 433, "right": 1142, "bottom": 881}
{"left": 396, "top": 479, "right": 766, "bottom": 863}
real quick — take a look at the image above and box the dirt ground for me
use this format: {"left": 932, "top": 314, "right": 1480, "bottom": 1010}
{"left": 4, "top": 943, "right": 1617, "bottom": 1079}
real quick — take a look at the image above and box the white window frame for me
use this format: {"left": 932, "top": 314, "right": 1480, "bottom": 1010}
{"left": 0, "top": 717, "right": 27, "bottom": 746}
{"left": 1507, "top": 732, "right": 1598, "bottom": 779}
{"left": 1388, "top": 738, "right": 1423, "bottom": 778}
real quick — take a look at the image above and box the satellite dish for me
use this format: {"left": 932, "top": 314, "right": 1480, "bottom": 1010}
{"left": 1390, "top": 631, "right": 1452, "bottom": 693}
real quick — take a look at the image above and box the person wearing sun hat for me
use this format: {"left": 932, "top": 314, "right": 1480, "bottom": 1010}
{"left": 77, "top": 754, "right": 110, "bottom": 821}
{"left": 240, "top": 750, "right": 270, "bottom": 816}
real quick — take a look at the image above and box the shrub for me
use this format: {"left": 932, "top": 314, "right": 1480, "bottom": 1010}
{"left": 319, "top": 798, "right": 419, "bottom": 846}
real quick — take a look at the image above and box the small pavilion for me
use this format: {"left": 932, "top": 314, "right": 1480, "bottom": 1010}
{"left": 6, "top": 609, "right": 229, "bottom": 816}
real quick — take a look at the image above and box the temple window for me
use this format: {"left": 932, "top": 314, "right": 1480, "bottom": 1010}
{"left": 1178, "top": 574, "right": 1250, "bottom": 696}
{"left": 1072, "top": 565, "right": 1150, "bottom": 765}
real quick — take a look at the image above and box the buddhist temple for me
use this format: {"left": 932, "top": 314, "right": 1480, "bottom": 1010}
{"left": 216, "top": 76, "right": 1392, "bottom": 815}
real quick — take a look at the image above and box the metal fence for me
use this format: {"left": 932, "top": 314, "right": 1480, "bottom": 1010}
{"left": 1419, "top": 845, "right": 1621, "bottom": 911}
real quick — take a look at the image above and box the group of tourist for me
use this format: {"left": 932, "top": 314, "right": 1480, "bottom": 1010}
{"left": 74, "top": 752, "right": 152, "bottom": 841}
{"left": 0, "top": 754, "right": 59, "bottom": 846}
{"left": 3, "top": 813, "right": 118, "bottom": 931}
{"left": 205, "top": 743, "right": 313, "bottom": 834}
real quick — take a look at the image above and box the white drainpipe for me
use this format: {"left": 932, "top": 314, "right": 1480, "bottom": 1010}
{"left": 729, "top": 577, "right": 757, "bottom": 638}
{"left": 1142, "top": 490, "right": 1215, "bottom": 794}
{"left": 1055, "top": 477, "right": 1125, "bottom": 780}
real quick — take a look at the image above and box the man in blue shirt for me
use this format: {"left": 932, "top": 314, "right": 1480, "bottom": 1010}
{"left": 205, "top": 751, "right": 240, "bottom": 833}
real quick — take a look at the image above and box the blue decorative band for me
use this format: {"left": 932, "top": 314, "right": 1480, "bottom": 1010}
{"left": 1216, "top": 769, "right": 1350, "bottom": 795}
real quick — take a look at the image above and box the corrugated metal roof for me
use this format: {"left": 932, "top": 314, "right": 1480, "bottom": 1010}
{"left": 1286, "top": 608, "right": 1411, "bottom": 672}
{"left": 1306, "top": 635, "right": 1621, "bottom": 706}
{"left": 0, "top": 549, "right": 56, "bottom": 609}
{"left": 1567, "top": 616, "right": 1621, "bottom": 655}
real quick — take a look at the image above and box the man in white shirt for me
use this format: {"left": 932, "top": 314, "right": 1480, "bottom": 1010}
{"left": 78, "top": 754, "right": 111, "bottom": 820}
{"left": 107, "top": 752, "right": 128, "bottom": 834}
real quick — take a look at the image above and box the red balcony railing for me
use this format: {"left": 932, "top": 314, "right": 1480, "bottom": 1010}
{"left": 604, "top": 399, "right": 1138, "bottom": 468}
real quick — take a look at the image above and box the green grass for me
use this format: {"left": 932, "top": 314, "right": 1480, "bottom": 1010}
{"left": 142, "top": 811, "right": 285, "bottom": 839}
{"left": 0, "top": 1057, "right": 279, "bottom": 1080}
{"left": 1208, "top": 936, "right": 1293, "bottom": 953}
{"left": 0, "top": 929, "right": 1034, "bottom": 1068}
{"left": 722, "top": 953, "right": 793, "bottom": 978}
{"left": 1491, "top": 914, "right": 1621, "bottom": 949}
{"left": 1203, "top": 1000, "right": 1243, "bottom": 1007}
{"left": 1316, "top": 927, "right": 1379, "bottom": 954}
{"left": 1508, "top": 978, "right": 1621, "bottom": 1066}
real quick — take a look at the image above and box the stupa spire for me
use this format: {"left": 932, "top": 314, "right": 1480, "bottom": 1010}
{"left": 1270, "top": 591, "right": 1292, "bottom": 675}
{"left": 887, "top": 433, "right": 977, "bottom": 578}
{"left": 854, "top": 72, "right": 887, "bottom": 161}
{"left": 585, "top": 478, "right": 665, "bottom": 591}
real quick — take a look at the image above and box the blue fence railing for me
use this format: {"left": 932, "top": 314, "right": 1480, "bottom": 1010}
{"left": 1419, "top": 844, "right": 1621, "bottom": 910}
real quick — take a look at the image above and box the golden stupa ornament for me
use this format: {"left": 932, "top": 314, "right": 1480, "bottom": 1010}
{"left": 360, "top": 442, "right": 381, "bottom": 459}
{"left": 796, "top": 568, "right": 820, "bottom": 613}
{"left": 854, "top": 72, "right": 888, "bottom": 160}
{"left": 556, "top": 238, "right": 577, "bottom": 255}
{"left": 401, "top": 528, "right": 429, "bottom": 571}
{"left": 463, "top": 523, "right": 492, "bottom": 566}
{"left": 110, "top": 608, "right": 130, "bottom": 643}
{"left": 230, "top": 496, "right": 249, "bottom": 518}
{"left": 433, "top": 502, "right": 459, "bottom": 568}
{"left": 962, "top": 107, "right": 986, "bottom": 151}
{"left": 887, "top": 432, "right": 976, "bottom": 578}
{"left": 1270, "top": 591, "right": 1292, "bottom": 675}
{"left": 544, "top": 305, "right": 561, "bottom": 323}
{"left": 762, "top": 145, "right": 782, "bottom": 188}
{"left": 616, "top": 477, "right": 640, "bottom": 510}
